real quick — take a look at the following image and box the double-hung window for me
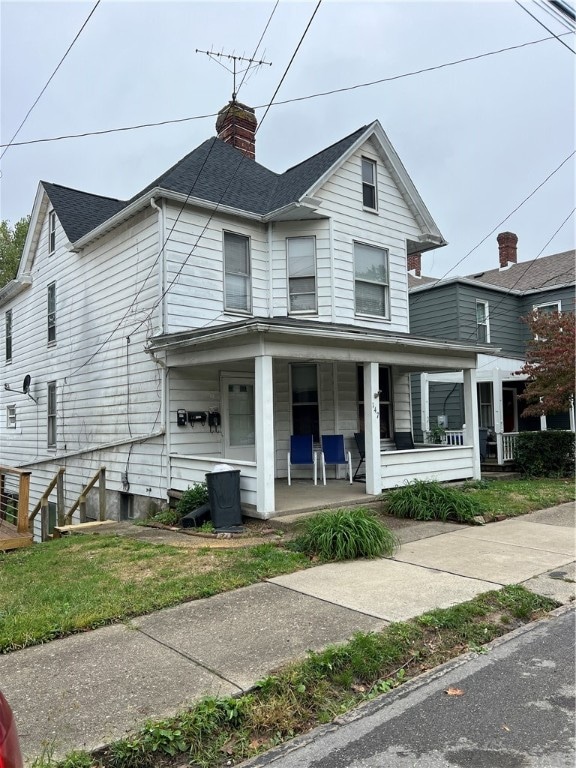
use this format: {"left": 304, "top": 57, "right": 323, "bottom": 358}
{"left": 354, "top": 242, "right": 389, "bottom": 318}
{"left": 224, "top": 232, "right": 251, "bottom": 312}
{"left": 5, "top": 309, "right": 12, "bottom": 362}
{"left": 47, "top": 381, "right": 57, "bottom": 448}
{"left": 291, "top": 364, "right": 319, "bottom": 442}
{"left": 47, "top": 283, "right": 56, "bottom": 344}
{"left": 48, "top": 211, "right": 56, "bottom": 255}
{"left": 476, "top": 300, "right": 490, "bottom": 342}
{"left": 361, "top": 157, "right": 377, "bottom": 210}
{"left": 6, "top": 405, "right": 16, "bottom": 429}
{"left": 287, "top": 236, "right": 316, "bottom": 313}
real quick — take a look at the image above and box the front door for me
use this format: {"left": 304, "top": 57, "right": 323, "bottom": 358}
{"left": 222, "top": 376, "right": 255, "bottom": 461}
{"left": 503, "top": 387, "right": 517, "bottom": 433}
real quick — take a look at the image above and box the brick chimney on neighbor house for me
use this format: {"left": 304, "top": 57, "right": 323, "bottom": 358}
{"left": 497, "top": 231, "right": 518, "bottom": 269}
{"left": 216, "top": 101, "right": 257, "bottom": 159}
{"left": 407, "top": 252, "right": 422, "bottom": 277}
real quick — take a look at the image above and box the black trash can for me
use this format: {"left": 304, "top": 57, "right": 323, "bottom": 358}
{"left": 205, "top": 468, "right": 243, "bottom": 531}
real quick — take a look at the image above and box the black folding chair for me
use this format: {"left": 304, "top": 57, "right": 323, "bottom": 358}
{"left": 394, "top": 432, "right": 415, "bottom": 450}
{"left": 353, "top": 432, "right": 366, "bottom": 480}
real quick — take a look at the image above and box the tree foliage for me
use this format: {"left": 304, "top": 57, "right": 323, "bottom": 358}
{"left": 0, "top": 217, "right": 30, "bottom": 289}
{"left": 519, "top": 310, "right": 575, "bottom": 417}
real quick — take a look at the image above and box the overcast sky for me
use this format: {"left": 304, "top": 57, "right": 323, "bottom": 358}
{"left": 1, "top": 0, "right": 574, "bottom": 278}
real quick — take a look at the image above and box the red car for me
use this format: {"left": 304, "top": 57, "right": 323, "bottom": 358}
{"left": 0, "top": 692, "right": 23, "bottom": 768}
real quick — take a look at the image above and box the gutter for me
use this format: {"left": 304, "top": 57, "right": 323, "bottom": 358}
{"left": 0, "top": 276, "right": 32, "bottom": 306}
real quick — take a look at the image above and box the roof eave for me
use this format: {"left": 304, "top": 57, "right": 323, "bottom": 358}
{"left": 0, "top": 276, "right": 32, "bottom": 307}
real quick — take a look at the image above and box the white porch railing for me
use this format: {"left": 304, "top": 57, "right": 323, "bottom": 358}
{"left": 381, "top": 445, "right": 475, "bottom": 489}
{"left": 444, "top": 430, "right": 464, "bottom": 446}
{"left": 498, "top": 432, "right": 518, "bottom": 463}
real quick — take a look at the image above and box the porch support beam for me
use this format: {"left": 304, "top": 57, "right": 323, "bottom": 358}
{"left": 491, "top": 368, "right": 503, "bottom": 465}
{"left": 364, "top": 363, "right": 382, "bottom": 495}
{"left": 255, "top": 355, "right": 275, "bottom": 517}
{"left": 463, "top": 367, "right": 481, "bottom": 479}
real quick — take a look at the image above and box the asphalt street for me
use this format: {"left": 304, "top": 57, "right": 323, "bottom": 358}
{"left": 242, "top": 606, "right": 575, "bottom": 768}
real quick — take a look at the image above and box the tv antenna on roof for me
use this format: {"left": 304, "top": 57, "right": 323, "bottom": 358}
{"left": 195, "top": 48, "right": 272, "bottom": 101}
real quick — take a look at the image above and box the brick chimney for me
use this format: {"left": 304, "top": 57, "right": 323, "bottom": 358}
{"left": 407, "top": 252, "right": 422, "bottom": 277}
{"left": 497, "top": 231, "right": 518, "bottom": 269}
{"left": 216, "top": 101, "right": 257, "bottom": 160}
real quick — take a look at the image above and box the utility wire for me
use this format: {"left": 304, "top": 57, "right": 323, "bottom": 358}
{"left": 0, "top": 0, "right": 101, "bottom": 161}
{"left": 235, "top": 0, "right": 280, "bottom": 95}
{"left": 535, "top": 0, "right": 576, "bottom": 31}
{"left": 1, "top": 31, "right": 571, "bottom": 150}
{"left": 514, "top": 0, "right": 576, "bottom": 52}
{"left": 410, "top": 149, "right": 576, "bottom": 307}
{"left": 66, "top": 0, "right": 322, "bottom": 379}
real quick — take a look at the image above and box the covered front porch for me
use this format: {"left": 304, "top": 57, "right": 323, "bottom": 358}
{"left": 150, "top": 317, "right": 485, "bottom": 519}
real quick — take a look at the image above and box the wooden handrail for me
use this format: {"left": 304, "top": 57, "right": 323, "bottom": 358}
{"left": 0, "top": 467, "right": 32, "bottom": 534}
{"left": 29, "top": 468, "right": 65, "bottom": 524}
{"left": 64, "top": 467, "right": 106, "bottom": 525}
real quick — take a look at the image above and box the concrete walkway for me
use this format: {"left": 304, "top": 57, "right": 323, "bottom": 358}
{"left": 1, "top": 503, "right": 574, "bottom": 764}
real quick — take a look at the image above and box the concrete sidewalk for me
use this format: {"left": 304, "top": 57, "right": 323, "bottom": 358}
{"left": 1, "top": 503, "right": 574, "bottom": 764}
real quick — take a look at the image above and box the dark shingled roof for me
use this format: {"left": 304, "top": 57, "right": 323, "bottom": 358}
{"left": 42, "top": 182, "right": 125, "bottom": 243}
{"left": 42, "top": 125, "right": 369, "bottom": 243}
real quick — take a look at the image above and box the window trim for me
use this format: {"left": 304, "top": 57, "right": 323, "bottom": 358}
{"left": 286, "top": 236, "right": 317, "bottom": 314}
{"left": 47, "top": 381, "right": 57, "bottom": 449}
{"left": 477, "top": 382, "right": 494, "bottom": 428}
{"left": 5, "top": 309, "right": 12, "bottom": 362}
{"left": 533, "top": 300, "right": 561, "bottom": 315}
{"left": 223, "top": 230, "right": 252, "bottom": 314}
{"left": 361, "top": 157, "right": 378, "bottom": 211}
{"left": 353, "top": 240, "right": 390, "bottom": 319}
{"left": 6, "top": 404, "right": 16, "bottom": 430}
{"left": 47, "top": 282, "right": 56, "bottom": 345}
{"left": 48, "top": 210, "right": 56, "bottom": 255}
{"left": 476, "top": 300, "right": 490, "bottom": 343}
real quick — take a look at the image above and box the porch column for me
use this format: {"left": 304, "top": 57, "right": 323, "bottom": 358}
{"left": 420, "top": 373, "right": 430, "bottom": 439}
{"left": 255, "top": 355, "right": 275, "bottom": 517}
{"left": 364, "top": 363, "right": 382, "bottom": 495}
{"left": 492, "top": 369, "right": 503, "bottom": 465}
{"left": 463, "top": 367, "right": 481, "bottom": 479}
{"left": 570, "top": 399, "right": 575, "bottom": 432}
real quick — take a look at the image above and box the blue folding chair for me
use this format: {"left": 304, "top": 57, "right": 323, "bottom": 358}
{"left": 320, "top": 435, "right": 352, "bottom": 485}
{"left": 287, "top": 434, "right": 318, "bottom": 485}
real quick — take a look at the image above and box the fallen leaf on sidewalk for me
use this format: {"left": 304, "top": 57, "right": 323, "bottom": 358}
{"left": 502, "top": 724, "right": 511, "bottom": 731}
{"left": 445, "top": 687, "right": 465, "bottom": 696}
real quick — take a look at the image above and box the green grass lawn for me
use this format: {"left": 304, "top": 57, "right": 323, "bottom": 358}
{"left": 0, "top": 537, "right": 309, "bottom": 653}
{"left": 458, "top": 477, "right": 575, "bottom": 518}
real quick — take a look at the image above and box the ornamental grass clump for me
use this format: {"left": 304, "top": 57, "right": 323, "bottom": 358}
{"left": 386, "top": 480, "right": 482, "bottom": 523}
{"left": 293, "top": 507, "right": 398, "bottom": 560}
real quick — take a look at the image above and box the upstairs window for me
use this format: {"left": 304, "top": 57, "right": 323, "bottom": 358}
{"left": 224, "top": 232, "right": 251, "bottom": 313}
{"left": 354, "top": 242, "right": 389, "bottom": 318}
{"left": 287, "top": 236, "right": 317, "bottom": 313}
{"left": 47, "top": 381, "right": 57, "bottom": 448}
{"left": 476, "top": 300, "right": 490, "bottom": 342}
{"left": 361, "top": 157, "right": 377, "bottom": 210}
{"left": 47, "top": 283, "right": 56, "bottom": 344}
{"left": 5, "top": 309, "right": 12, "bottom": 362}
{"left": 533, "top": 301, "right": 561, "bottom": 315}
{"left": 291, "top": 364, "right": 319, "bottom": 442}
{"left": 49, "top": 211, "right": 56, "bottom": 255}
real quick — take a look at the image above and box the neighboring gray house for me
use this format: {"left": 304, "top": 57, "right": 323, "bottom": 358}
{"left": 408, "top": 232, "right": 575, "bottom": 465}
{"left": 1, "top": 101, "right": 488, "bottom": 536}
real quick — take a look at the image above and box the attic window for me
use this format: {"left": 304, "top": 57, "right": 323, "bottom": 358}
{"left": 361, "top": 157, "right": 377, "bottom": 211}
{"left": 48, "top": 211, "right": 56, "bottom": 254}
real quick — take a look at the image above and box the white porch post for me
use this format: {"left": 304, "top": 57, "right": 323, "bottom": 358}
{"left": 463, "top": 367, "right": 481, "bottom": 479}
{"left": 492, "top": 368, "right": 503, "bottom": 465}
{"left": 420, "top": 373, "right": 430, "bottom": 439}
{"left": 570, "top": 399, "right": 575, "bottom": 432}
{"left": 364, "top": 363, "right": 382, "bottom": 495}
{"left": 255, "top": 355, "right": 275, "bottom": 517}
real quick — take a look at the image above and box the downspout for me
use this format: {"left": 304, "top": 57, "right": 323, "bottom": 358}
{"left": 150, "top": 197, "right": 170, "bottom": 494}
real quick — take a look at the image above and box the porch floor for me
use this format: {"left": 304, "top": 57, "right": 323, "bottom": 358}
{"left": 0, "top": 520, "right": 33, "bottom": 551}
{"left": 271, "top": 479, "right": 372, "bottom": 517}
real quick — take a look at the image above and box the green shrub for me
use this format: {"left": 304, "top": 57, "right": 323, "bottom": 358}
{"left": 514, "top": 431, "right": 575, "bottom": 477}
{"left": 175, "top": 483, "right": 209, "bottom": 517}
{"left": 292, "top": 508, "right": 398, "bottom": 560}
{"left": 147, "top": 508, "right": 181, "bottom": 526}
{"left": 385, "top": 480, "right": 482, "bottom": 523}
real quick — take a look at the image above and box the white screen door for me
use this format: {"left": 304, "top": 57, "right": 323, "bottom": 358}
{"left": 222, "top": 377, "right": 255, "bottom": 460}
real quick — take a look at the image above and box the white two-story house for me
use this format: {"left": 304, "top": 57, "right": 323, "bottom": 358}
{"left": 1, "top": 101, "right": 487, "bottom": 533}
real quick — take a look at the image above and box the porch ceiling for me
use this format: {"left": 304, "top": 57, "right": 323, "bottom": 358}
{"left": 148, "top": 317, "right": 485, "bottom": 371}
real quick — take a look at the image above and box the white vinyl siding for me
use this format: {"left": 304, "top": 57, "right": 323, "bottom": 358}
{"left": 6, "top": 404, "right": 16, "bottom": 429}
{"left": 224, "top": 231, "right": 251, "bottom": 313}
{"left": 287, "top": 236, "right": 316, "bottom": 313}
{"left": 361, "top": 157, "right": 377, "bottom": 211}
{"left": 354, "top": 242, "right": 389, "bottom": 318}
{"left": 476, "top": 300, "right": 490, "bottom": 342}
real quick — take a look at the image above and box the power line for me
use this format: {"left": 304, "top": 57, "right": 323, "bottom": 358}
{"left": 514, "top": 0, "right": 576, "bottom": 52}
{"left": 236, "top": 0, "right": 280, "bottom": 95}
{"left": 535, "top": 0, "right": 576, "bottom": 31}
{"left": 1, "top": 31, "right": 571, "bottom": 151}
{"left": 411, "top": 149, "right": 576, "bottom": 307}
{"left": 0, "top": 0, "right": 101, "bottom": 162}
